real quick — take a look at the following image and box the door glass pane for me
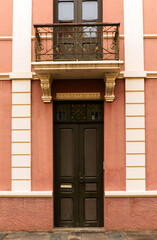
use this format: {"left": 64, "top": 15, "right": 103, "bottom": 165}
{"left": 58, "top": 2, "right": 74, "bottom": 20}
{"left": 82, "top": 1, "right": 98, "bottom": 20}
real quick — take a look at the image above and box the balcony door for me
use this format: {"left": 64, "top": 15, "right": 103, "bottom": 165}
{"left": 53, "top": 0, "right": 102, "bottom": 60}
{"left": 54, "top": 0, "right": 102, "bottom": 24}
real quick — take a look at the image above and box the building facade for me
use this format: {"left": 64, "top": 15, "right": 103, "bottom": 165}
{"left": 0, "top": 0, "right": 157, "bottom": 230}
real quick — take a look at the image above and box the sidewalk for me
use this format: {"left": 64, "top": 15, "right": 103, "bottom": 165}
{"left": 0, "top": 231, "right": 157, "bottom": 240}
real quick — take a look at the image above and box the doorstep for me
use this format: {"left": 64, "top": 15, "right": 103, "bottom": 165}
{"left": 53, "top": 227, "right": 105, "bottom": 233}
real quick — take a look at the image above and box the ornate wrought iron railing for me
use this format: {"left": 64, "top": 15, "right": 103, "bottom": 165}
{"left": 34, "top": 23, "right": 120, "bottom": 61}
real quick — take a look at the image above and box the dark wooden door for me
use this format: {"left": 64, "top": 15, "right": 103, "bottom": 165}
{"left": 54, "top": 123, "right": 103, "bottom": 227}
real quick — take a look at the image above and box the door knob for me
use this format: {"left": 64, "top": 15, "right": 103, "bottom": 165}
{"left": 79, "top": 177, "right": 84, "bottom": 183}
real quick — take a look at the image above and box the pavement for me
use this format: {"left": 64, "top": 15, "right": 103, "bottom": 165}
{"left": 1, "top": 231, "right": 157, "bottom": 240}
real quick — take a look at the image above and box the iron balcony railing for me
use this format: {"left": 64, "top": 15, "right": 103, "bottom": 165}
{"left": 34, "top": 23, "right": 120, "bottom": 61}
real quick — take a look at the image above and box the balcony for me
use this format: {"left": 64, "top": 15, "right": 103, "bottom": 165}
{"left": 32, "top": 23, "right": 123, "bottom": 103}
{"left": 34, "top": 23, "right": 120, "bottom": 61}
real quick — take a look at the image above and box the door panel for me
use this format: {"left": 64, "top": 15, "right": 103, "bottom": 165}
{"left": 54, "top": 124, "right": 78, "bottom": 227}
{"left": 54, "top": 123, "right": 103, "bottom": 227}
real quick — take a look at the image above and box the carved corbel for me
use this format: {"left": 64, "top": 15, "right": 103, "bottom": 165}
{"left": 39, "top": 74, "right": 53, "bottom": 103}
{"left": 104, "top": 72, "right": 118, "bottom": 102}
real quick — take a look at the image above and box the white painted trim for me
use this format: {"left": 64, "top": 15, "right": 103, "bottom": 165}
{"left": 105, "top": 191, "right": 157, "bottom": 198}
{"left": 10, "top": 72, "right": 32, "bottom": 80}
{"left": 124, "top": 0, "right": 144, "bottom": 72}
{"left": 124, "top": 71, "right": 146, "bottom": 78}
{"left": 12, "top": 0, "right": 32, "bottom": 73}
{"left": 0, "top": 36, "right": 12, "bottom": 41}
{"left": 0, "top": 191, "right": 52, "bottom": 197}
{"left": 0, "top": 73, "right": 10, "bottom": 80}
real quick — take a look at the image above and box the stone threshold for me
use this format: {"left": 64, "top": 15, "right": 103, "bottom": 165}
{"left": 53, "top": 227, "right": 105, "bottom": 233}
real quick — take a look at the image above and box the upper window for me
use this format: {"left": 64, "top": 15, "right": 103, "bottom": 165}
{"left": 54, "top": 0, "right": 102, "bottom": 23}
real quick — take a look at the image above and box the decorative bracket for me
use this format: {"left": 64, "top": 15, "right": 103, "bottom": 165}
{"left": 104, "top": 72, "right": 118, "bottom": 102}
{"left": 39, "top": 74, "right": 53, "bottom": 103}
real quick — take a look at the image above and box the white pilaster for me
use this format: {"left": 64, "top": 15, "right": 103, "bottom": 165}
{"left": 124, "top": 0, "right": 146, "bottom": 191}
{"left": 11, "top": 0, "right": 32, "bottom": 191}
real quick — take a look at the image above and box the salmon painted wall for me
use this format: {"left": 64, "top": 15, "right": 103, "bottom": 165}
{"left": 105, "top": 198, "right": 157, "bottom": 230}
{"left": 0, "top": 0, "right": 12, "bottom": 72}
{"left": 145, "top": 79, "right": 157, "bottom": 190}
{"left": 143, "top": 0, "right": 157, "bottom": 34}
{"left": 31, "top": 81, "right": 53, "bottom": 191}
{"left": 144, "top": 39, "right": 157, "bottom": 71}
{"left": 103, "top": 0, "right": 124, "bottom": 68}
{"left": 0, "top": 81, "right": 11, "bottom": 190}
{"left": 104, "top": 79, "right": 126, "bottom": 191}
{"left": 0, "top": 198, "right": 53, "bottom": 231}
{"left": 0, "top": 41, "right": 12, "bottom": 73}
{"left": 0, "top": 0, "right": 13, "bottom": 36}
{"left": 32, "top": 0, "right": 53, "bottom": 34}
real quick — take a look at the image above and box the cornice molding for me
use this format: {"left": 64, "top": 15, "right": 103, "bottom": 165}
{"left": 0, "top": 191, "right": 52, "bottom": 197}
{"left": 105, "top": 191, "right": 157, "bottom": 197}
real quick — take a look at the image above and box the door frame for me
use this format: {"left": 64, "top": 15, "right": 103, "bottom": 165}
{"left": 53, "top": 100, "right": 104, "bottom": 228}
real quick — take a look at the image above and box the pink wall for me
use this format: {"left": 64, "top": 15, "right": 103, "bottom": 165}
{"left": 103, "top": 0, "right": 124, "bottom": 34}
{"left": 0, "top": 41, "right": 12, "bottom": 73}
{"left": 143, "top": 0, "right": 157, "bottom": 34}
{"left": 105, "top": 197, "right": 157, "bottom": 230}
{"left": 145, "top": 79, "right": 157, "bottom": 190}
{"left": 0, "top": 198, "right": 53, "bottom": 231}
{"left": 31, "top": 81, "right": 53, "bottom": 191}
{"left": 32, "top": 0, "right": 53, "bottom": 34}
{"left": 0, "top": 0, "right": 13, "bottom": 36}
{"left": 0, "top": 81, "right": 11, "bottom": 190}
{"left": 144, "top": 39, "right": 157, "bottom": 71}
{"left": 104, "top": 79, "right": 126, "bottom": 191}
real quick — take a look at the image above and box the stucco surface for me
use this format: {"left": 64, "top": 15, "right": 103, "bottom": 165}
{"left": 0, "top": 198, "right": 53, "bottom": 231}
{"left": 105, "top": 197, "right": 157, "bottom": 230}
{"left": 0, "top": 81, "right": 11, "bottom": 190}
{"left": 104, "top": 80, "right": 126, "bottom": 191}
{"left": 31, "top": 81, "right": 53, "bottom": 191}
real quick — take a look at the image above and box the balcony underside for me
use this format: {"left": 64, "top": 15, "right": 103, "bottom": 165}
{"left": 32, "top": 60, "right": 123, "bottom": 103}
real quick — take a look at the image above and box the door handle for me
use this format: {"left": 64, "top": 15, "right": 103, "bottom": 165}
{"left": 79, "top": 177, "right": 84, "bottom": 183}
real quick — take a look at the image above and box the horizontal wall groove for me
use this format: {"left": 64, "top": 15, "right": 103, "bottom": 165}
{"left": 12, "top": 92, "right": 31, "bottom": 94}
{"left": 126, "top": 166, "right": 145, "bottom": 168}
{"left": 12, "top": 167, "right": 30, "bottom": 169}
{"left": 12, "top": 104, "right": 31, "bottom": 106}
{"left": 12, "top": 141, "right": 30, "bottom": 143}
{"left": 126, "top": 153, "right": 145, "bottom": 155}
{"left": 126, "top": 103, "right": 144, "bottom": 105}
{"left": 12, "top": 179, "right": 31, "bottom": 181}
{"left": 126, "top": 178, "right": 145, "bottom": 180}
{"left": 126, "top": 115, "right": 145, "bottom": 117}
{"left": 126, "top": 128, "right": 145, "bottom": 130}
{"left": 126, "top": 140, "right": 145, "bottom": 143}
{"left": 125, "top": 90, "right": 144, "bottom": 93}
{"left": 12, "top": 154, "right": 31, "bottom": 156}
{"left": 12, "top": 129, "right": 30, "bottom": 131}
{"left": 12, "top": 117, "right": 30, "bottom": 119}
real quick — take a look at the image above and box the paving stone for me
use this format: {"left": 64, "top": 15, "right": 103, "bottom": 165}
{"left": 124, "top": 231, "right": 154, "bottom": 240}
{"left": 68, "top": 233, "right": 82, "bottom": 240}
{"left": 50, "top": 233, "right": 68, "bottom": 240}
{"left": 82, "top": 233, "right": 106, "bottom": 240}
{"left": 105, "top": 232, "right": 127, "bottom": 240}
{"left": 4, "top": 232, "right": 28, "bottom": 240}
{"left": 0, "top": 234, "right": 8, "bottom": 240}
{"left": 22, "top": 232, "right": 52, "bottom": 240}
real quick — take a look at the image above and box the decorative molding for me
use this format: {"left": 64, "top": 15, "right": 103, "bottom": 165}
{"left": 56, "top": 92, "right": 101, "bottom": 100}
{"left": 105, "top": 191, "right": 157, "bottom": 198}
{"left": 0, "top": 191, "right": 53, "bottom": 197}
{"left": 39, "top": 74, "right": 53, "bottom": 103}
{"left": 104, "top": 72, "right": 118, "bottom": 102}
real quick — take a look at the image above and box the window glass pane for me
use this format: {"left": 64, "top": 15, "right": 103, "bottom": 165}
{"left": 82, "top": 1, "right": 98, "bottom": 20}
{"left": 58, "top": 2, "right": 74, "bottom": 20}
